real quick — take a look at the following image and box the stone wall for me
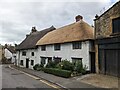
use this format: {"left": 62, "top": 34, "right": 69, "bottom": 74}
{"left": 95, "top": 1, "right": 120, "bottom": 39}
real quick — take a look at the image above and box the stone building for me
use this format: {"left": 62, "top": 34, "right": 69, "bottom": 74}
{"left": 94, "top": 1, "right": 120, "bottom": 77}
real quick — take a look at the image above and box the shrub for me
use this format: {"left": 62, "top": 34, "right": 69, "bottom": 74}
{"left": 73, "top": 61, "right": 88, "bottom": 75}
{"left": 33, "top": 64, "right": 40, "bottom": 70}
{"left": 33, "top": 64, "right": 44, "bottom": 71}
{"left": 74, "top": 61, "right": 83, "bottom": 73}
{"left": 45, "top": 61, "right": 56, "bottom": 68}
{"left": 56, "top": 60, "right": 74, "bottom": 71}
{"left": 43, "top": 68, "right": 72, "bottom": 78}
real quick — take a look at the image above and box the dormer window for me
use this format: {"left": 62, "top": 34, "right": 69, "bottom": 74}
{"left": 112, "top": 17, "right": 120, "bottom": 34}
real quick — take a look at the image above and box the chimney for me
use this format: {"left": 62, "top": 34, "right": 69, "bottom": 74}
{"left": 75, "top": 15, "right": 83, "bottom": 22}
{"left": 95, "top": 14, "right": 99, "bottom": 19}
{"left": 31, "top": 26, "right": 37, "bottom": 33}
{"left": 5, "top": 44, "right": 8, "bottom": 48}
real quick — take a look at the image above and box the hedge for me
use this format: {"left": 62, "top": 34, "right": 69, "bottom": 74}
{"left": 43, "top": 68, "right": 72, "bottom": 78}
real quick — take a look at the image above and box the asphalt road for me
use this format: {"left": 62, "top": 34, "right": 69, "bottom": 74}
{"left": 2, "top": 65, "right": 57, "bottom": 89}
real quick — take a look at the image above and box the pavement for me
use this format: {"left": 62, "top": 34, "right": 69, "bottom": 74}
{"left": 78, "top": 74, "right": 119, "bottom": 89}
{"left": 10, "top": 65, "right": 118, "bottom": 90}
{"left": 11, "top": 65, "right": 96, "bottom": 88}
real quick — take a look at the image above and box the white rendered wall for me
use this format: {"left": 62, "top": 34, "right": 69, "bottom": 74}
{"left": 16, "top": 49, "right": 39, "bottom": 69}
{"left": 4, "top": 49, "right": 12, "bottom": 59}
{"left": 37, "top": 41, "right": 91, "bottom": 70}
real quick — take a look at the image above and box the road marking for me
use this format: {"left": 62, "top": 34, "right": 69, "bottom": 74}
{"left": 8, "top": 66, "right": 62, "bottom": 90}
{"left": 40, "top": 80, "right": 59, "bottom": 89}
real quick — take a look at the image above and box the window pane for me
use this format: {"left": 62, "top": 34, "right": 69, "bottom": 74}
{"left": 53, "top": 57, "right": 61, "bottom": 64}
{"left": 41, "top": 45, "right": 46, "bottom": 51}
{"left": 72, "top": 42, "right": 82, "bottom": 49}
{"left": 112, "top": 17, "right": 120, "bottom": 33}
{"left": 41, "top": 57, "right": 46, "bottom": 65}
{"left": 54, "top": 44, "right": 61, "bottom": 50}
{"left": 31, "top": 52, "right": 34, "bottom": 56}
{"left": 31, "top": 60, "right": 34, "bottom": 65}
{"left": 22, "top": 51, "right": 26, "bottom": 56}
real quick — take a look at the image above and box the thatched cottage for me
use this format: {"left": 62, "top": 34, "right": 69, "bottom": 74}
{"left": 36, "top": 15, "right": 95, "bottom": 72}
{"left": 16, "top": 26, "right": 56, "bottom": 69}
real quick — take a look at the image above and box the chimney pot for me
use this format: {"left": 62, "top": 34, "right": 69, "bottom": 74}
{"left": 75, "top": 15, "right": 83, "bottom": 22}
{"left": 31, "top": 26, "right": 37, "bottom": 33}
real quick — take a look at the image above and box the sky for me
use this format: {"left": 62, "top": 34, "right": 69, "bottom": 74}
{"left": 0, "top": 0, "right": 119, "bottom": 45}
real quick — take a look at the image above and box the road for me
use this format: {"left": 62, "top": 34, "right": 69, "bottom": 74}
{"left": 2, "top": 65, "right": 57, "bottom": 89}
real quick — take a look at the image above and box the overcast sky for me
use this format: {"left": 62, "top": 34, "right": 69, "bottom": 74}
{"left": 0, "top": 0, "right": 118, "bottom": 45}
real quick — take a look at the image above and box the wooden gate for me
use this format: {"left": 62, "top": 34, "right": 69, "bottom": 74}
{"left": 99, "top": 49, "right": 119, "bottom": 77}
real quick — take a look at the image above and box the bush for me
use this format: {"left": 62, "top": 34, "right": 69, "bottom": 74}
{"left": 43, "top": 68, "right": 72, "bottom": 78}
{"left": 33, "top": 64, "right": 44, "bottom": 71}
{"left": 56, "top": 60, "right": 74, "bottom": 71}
{"left": 45, "top": 61, "right": 56, "bottom": 68}
{"left": 74, "top": 61, "right": 87, "bottom": 74}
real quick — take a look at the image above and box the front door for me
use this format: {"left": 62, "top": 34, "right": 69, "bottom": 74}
{"left": 90, "top": 52, "right": 95, "bottom": 73}
{"left": 26, "top": 59, "right": 29, "bottom": 68}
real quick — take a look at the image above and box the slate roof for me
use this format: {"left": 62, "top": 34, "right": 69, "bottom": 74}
{"left": 6, "top": 46, "right": 16, "bottom": 53}
{"left": 36, "top": 20, "right": 94, "bottom": 45}
{"left": 16, "top": 26, "right": 56, "bottom": 50}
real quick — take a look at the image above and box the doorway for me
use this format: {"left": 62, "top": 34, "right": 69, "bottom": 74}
{"left": 90, "top": 52, "right": 95, "bottom": 73}
{"left": 26, "top": 58, "right": 29, "bottom": 68}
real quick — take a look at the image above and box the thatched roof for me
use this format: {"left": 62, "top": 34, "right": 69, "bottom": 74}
{"left": 36, "top": 20, "right": 94, "bottom": 45}
{"left": 16, "top": 26, "right": 56, "bottom": 50}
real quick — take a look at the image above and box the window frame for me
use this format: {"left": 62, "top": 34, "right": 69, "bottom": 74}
{"left": 31, "top": 60, "right": 34, "bottom": 66}
{"left": 112, "top": 17, "right": 120, "bottom": 34}
{"left": 54, "top": 44, "right": 61, "bottom": 51}
{"left": 22, "top": 51, "right": 26, "bottom": 56}
{"left": 72, "top": 41, "right": 82, "bottom": 49}
{"left": 41, "top": 45, "right": 46, "bottom": 51}
{"left": 31, "top": 52, "right": 34, "bottom": 56}
{"left": 71, "top": 57, "right": 82, "bottom": 64}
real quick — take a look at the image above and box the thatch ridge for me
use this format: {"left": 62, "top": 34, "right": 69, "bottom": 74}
{"left": 36, "top": 20, "right": 94, "bottom": 45}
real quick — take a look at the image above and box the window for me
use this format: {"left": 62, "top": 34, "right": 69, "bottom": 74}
{"left": 48, "top": 57, "right": 52, "bottom": 63}
{"left": 20, "top": 60, "right": 24, "bottom": 66}
{"left": 54, "top": 44, "right": 61, "bottom": 51}
{"left": 22, "top": 51, "right": 26, "bottom": 56}
{"left": 72, "top": 41, "right": 82, "bottom": 49}
{"left": 72, "top": 58, "right": 82, "bottom": 64}
{"left": 41, "top": 57, "right": 46, "bottom": 65}
{"left": 53, "top": 57, "right": 61, "bottom": 64}
{"left": 31, "top": 52, "right": 34, "bottom": 56}
{"left": 41, "top": 45, "right": 46, "bottom": 51}
{"left": 31, "top": 60, "right": 34, "bottom": 66}
{"left": 112, "top": 17, "right": 120, "bottom": 33}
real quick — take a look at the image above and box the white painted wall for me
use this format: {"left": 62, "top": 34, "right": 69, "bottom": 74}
{"left": 4, "top": 49, "right": 12, "bottom": 59}
{"left": 16, "top": 49, "right": 39, "bottom": 69}
{"left": 4, "top": 48, "right": 16, "bottom": 63}
{"left": 16, "top": 40, "right": 92, "bottom": 71}
{"left": 37, "top": 41, "right": 91, "bottom": 71}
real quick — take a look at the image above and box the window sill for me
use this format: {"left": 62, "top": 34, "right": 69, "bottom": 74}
{"left": 110, "top": 33, "right": 120, "bottom": 36}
